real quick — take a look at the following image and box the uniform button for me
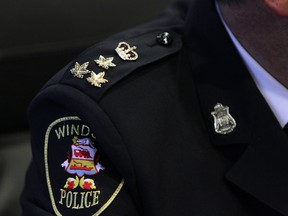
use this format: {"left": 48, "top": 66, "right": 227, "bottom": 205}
{"left": 156, "top": 32, "right": 173, "bottom": 46}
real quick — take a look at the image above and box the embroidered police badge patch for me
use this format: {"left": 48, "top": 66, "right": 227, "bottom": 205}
{"left": 45, "top": 116, "right": 124, "bottom": 215}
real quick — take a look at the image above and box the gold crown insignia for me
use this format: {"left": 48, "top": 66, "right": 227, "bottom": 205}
{"left": 115, "top": 42, "right": 138, "bottom": 61}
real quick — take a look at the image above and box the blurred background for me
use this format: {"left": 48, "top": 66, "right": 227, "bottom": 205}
{"left": 0, "top": 0, "right": 172, "bottom": 214}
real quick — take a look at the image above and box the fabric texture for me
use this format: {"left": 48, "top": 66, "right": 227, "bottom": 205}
{"left": 21, "top": 0, "right": 288, "bottom": 215}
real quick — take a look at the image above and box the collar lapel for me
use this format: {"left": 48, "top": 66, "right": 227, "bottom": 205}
{"left": 226, "top": 94, "right": 288, "bottom": 216}
{"left": 184, "top": 0, "right": 288, "bottom": 215}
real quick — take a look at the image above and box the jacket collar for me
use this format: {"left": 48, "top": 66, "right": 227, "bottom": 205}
{"left": 183, "top": 0, "right": 288, "bottom": 215}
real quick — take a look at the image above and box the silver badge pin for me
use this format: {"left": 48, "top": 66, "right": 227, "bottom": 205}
{"left": 95, "top": 55, "right": 116, "bottom": 70}
{"left": 115, "top": 42, "right": 138, "bottom": 61}
{"left": 211, "top": 103, "right": 236, "bottom": 134}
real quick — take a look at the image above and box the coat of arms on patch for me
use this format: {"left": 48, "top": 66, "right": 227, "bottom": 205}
{"left": 61, "top": 137, "right": 105, "bottom": 190}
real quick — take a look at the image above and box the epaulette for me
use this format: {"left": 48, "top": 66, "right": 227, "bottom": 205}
{"left": 45, "top": 29, "right": 182, "bottom": 102}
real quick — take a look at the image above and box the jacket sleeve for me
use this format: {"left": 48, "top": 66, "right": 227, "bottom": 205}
{"left": 20, "top": 83, "right": 140, "bottom": 216}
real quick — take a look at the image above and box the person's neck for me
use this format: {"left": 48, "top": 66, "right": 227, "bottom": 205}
{"left": 218, "top": 0, "right": 288, "bottom": 88}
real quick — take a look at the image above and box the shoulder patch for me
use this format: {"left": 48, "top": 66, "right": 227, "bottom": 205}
{"left": 60, "top": 30, "right": 182, "bottom": 101}
{"left": 44, "top": 116, "right": 124, "bottom": 215}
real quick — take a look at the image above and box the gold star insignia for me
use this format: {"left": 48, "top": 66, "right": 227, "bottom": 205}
{"left": 70, "top": 62, "right": 91, "bottom": 78}
{"left": 95, "top": 55, "right": 116, "bottom": 70}
{"left": 87, "top": 71, "right": 108, "bottom": 87}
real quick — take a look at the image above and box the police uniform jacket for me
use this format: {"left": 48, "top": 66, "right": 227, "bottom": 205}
{"left": 21, "top": 0, "right": 288, "bottom": 215}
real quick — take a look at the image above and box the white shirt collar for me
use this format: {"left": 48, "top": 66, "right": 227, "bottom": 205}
{"left": 216, "top": 1, "right": 288, "bottom": 127}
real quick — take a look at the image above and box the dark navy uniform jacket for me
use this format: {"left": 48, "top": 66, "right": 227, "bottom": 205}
{"left": 21, "top": 0, "right": 288, "bottom": 215}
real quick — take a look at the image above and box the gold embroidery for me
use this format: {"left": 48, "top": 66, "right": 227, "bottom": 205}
{"left": 45, "top": 116, "right": 125, "bottom": 215}
{"left": 92, "top": 179, "right": 125, "bottom": 216}
{"left": 45, "top": 116, "right": 80, "bottom": 216}
{"left": 54, "top": 123, "right": 96, "bottom": 139}
{"left": 59, "top": 189, "right": 100, "bottom": 209}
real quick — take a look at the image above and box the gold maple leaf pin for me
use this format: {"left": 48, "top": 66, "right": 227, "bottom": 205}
{"left": 70, "top": 62, "right": 91, "bottom": 78}
{"left": 95, "top": 55, "right": 116, "bottom": 70}
{"left": 87, "top": 71, "right": 108, "bottom": 87}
